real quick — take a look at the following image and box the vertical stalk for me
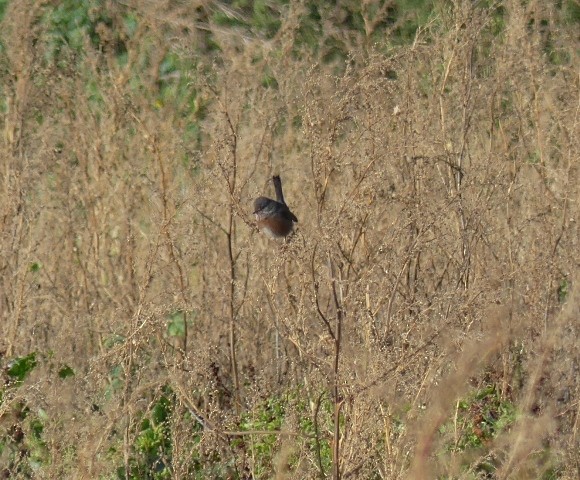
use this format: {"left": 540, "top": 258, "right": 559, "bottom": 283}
{"left": 224, "top": 108, "right": 241, "bottom": 412}
{"left": 329, "top": 256, "right": 344, "bottom": 480}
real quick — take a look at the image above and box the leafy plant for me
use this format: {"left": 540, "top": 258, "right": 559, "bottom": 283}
{"left": 5, "top": 353, "right": 37, "bottom": 383}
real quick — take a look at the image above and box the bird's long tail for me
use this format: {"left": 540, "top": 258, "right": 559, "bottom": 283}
{"left": 272, "top": 175, "right": 285, "bottom": 204}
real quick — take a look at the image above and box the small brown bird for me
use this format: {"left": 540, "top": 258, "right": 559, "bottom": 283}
{"left": 253, "top": 175, "right": 298, "bottom": 238}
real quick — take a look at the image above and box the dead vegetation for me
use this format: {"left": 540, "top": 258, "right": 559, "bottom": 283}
{"left": 1, "top": 1, "right": 578, "bottom": 478}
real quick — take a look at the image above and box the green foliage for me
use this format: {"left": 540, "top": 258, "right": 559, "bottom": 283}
{"left": 211, "top": 0, "right": 286, "bottom": 38}
{"left": 167, "top": 311, "right": 186, "bottom": 338}
{"left": 110, "top": 388, "right": 336, "bottom": 478}
{"left": 456, "top": 385, "right": 516, "bottom": 451}
{"left": 237, "top": 396, "right": 286, "bottom": 477}
{"left": 0, "top": 0, "right": 8, "bottom": 21}
{"left": 207, "top": 0, "right": 438, "bottom": 53}
{"left": 293, "top": 3, "right": 322, "bottom": 57}
{"left": 39, "top": 0, "right": 114, "bottom": 62}
{"left": 122, "top": 389, "right": 174, "bottom": 480}
{"left": 157, "top": 52, "right": 206, "bottom": 123}
{"left": 36, "top": 1, "right": 206, "bottom": 137}
{"left": 0, "top": 353, "right": 74, "bottom": 477}
{"left": 439, "top": 384, "right": 518, "bottom": 476}
{"left": 557, "top": 278, "right": 569, "bottom": 303}
{"left": 105, "top": 364, "right": 124, "bottom": 399}
{"left": 563, "top": 0, "right": 580, "bottom": 23}
{"left": 261, "top": 72, "right": 279, "bottom": 89}
{"left": 6, "top": 352, "right": 37, "bottom": 382}
{"left": 390, "top": 0, "right": 435, "bottom": 44}
{"left": 29, "top": 262, "right": 42, "bottom": 272}
{"left": 58, "top": 365, "right": 75, "bottom": 379}
{"left": 290, "top": 391, "right": 334, "bottom": 474}
{"left": 240, "top": 397, "right": 285, "bottom": 432}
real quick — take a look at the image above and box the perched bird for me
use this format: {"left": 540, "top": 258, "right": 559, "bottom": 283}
{"left": 254, "top": 175, "right": 298, "bottom": 238}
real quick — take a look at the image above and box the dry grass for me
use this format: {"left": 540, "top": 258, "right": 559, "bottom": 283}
{"left": 1, "top": 0, "right": 578, "bottom": 478}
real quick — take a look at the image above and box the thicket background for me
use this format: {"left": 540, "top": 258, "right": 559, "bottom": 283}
{"left": 1, "top": 0, "right": 578, "bottom": 478}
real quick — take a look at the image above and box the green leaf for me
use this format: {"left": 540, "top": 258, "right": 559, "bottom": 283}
{"left": 7, "top": 353, "right": 37, "bottom": 381}
{"left": 58, "top": 365, "right": 75, "bottom": 379}
{"left": 167, "top": 311, "right": 185, "bottom": 338}
{"left": 558, "top": 278, "right": 569, "bottom": 303}
{"left": 30, "top": 262, "right": 42, "bottom": 272}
